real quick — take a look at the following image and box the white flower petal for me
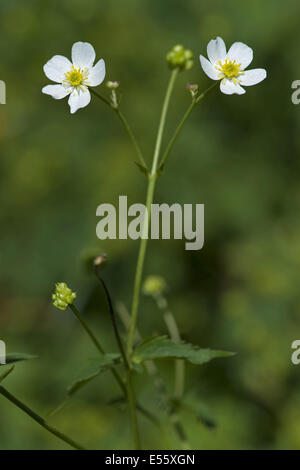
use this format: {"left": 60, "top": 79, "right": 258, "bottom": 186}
{"left": 240, "top": 68, "right": 267, "bottom": 86}
{"left": 227, "top": 42, "right": 253, "bottom": 70}
{"left": 43, "top": 55, "right": 72, "bottom": 83}
{"left": 72, "top": 42, "right": 96, "bottom": 68}
{"left": 68, "top": 89, "right": 91, "bottom": 114}
{"left": 200, "top": 55, "right": 220, "bottom": 80}
{"left": 220, "top": 79, "right": 245, "bottom": 95}
{"left": 88, "top": 59, "right": 106, "bottom": 86}
{"left": 42, "top": 84, "right": 70, "bottom": 99}
{"left": 207, "top": 37, "right": 226, "bottom": 64}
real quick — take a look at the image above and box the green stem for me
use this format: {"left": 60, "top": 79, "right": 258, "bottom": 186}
{"left": 90, "top": 88, "right": 111, "bottom": 106}
{"left": 94, "top": 269, "right": 129, "bottom": 370}
{"left": 115, "top": 108, "right": 148, "bottom": 170}
{"left": 0, "top": 385, "right": 85, "bottom": 450}
{"left": 116, "top": 301, "right": 190, "bottom": 449}
{"left": 156, "top": 293, "right": 184, "bottom": 399}
{"left": 69, "top": 304, "right": 105, "bottom": 354}
{"left": 93, "top": 268, "right": 141, "bottom": 447}
{"left": 126, "top": 370, "right": 141, "bottom": 450}
{"left": 69, "top": 304, "right": 126, "bottom": 396}
{"left": 158, "top": 82, "right": 218, "bottom": 171}
{"left": 90, "top": 89, "right": 147, "bottom": 170}
{"left": 126, "top": 69, "right": 179, "bottom": 358}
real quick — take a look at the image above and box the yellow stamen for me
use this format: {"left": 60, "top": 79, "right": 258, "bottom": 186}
{"left": 63, "top": 65, "right": 88, "bottom": 87}
{"left": 215, "top": 59, "right": 244, "bottom": 82}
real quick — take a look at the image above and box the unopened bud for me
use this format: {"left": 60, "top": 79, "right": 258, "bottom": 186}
{"left": 186, "top": 83, "right": 199, "bottom": 98}
{"left": 106, "top": 81, "right": 120, "bottom": 90}
{"left": 94, "top": 253, "right": 107, "bottom": 267}
{"left": 166, "top": 45, "right": 194, "bottom": 71}
{"left": 52, "top": 282, "right": 76, "bottom": 311}
{"left": 143, "top": 275, "right": 167, "bottom": 297}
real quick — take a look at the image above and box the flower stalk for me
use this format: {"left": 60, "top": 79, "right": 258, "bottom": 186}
{"left": 90, "top": 88, "right": 147, "bottom": 170}
{"left": 69, "top": 304, "right": 126, "bottom": 396}
{"left": 94, "top": 262, "right": 129, "bottom": 369}
{"left": 158, "top": 81, "right": 218, "bottom": 171}
{"left": 0, "top": 385, "right": 85, "bottom": 450}
{"left": 126, "top": 68, "right": 179, "bottom": 359}
{"left": 69, "top": 304, "right": 105, "bottom": 354}
{"left": 93, "top": 258, "right": 141, "bottom": 449}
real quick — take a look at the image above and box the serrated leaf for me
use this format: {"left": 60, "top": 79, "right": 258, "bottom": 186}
{"left": 0, "top": 365, "right": 15, "bottom": 383}
{"left": 67, "top": 353, "right": 121, "bottom": 396}
{"left": 3, "top": 353, "right": 37, "bottom": 365}
{"left": 133, "top": 336, "right": 235, "bottom": 365}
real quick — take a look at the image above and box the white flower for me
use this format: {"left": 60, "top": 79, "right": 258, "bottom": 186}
{"left": 200, "top": 37, "right": 267, "bottom": 95}
{"left": 42, "top": 42, "right": 106, "bottom": 113}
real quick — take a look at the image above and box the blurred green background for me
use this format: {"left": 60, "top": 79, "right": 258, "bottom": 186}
{"left": 0, "top": 0, "right": 300, "bottom": 450}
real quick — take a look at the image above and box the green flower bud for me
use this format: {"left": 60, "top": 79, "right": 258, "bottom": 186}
{"left": 52, "top": 282, "right": 76, "bottom": 311}
{"left": 166, "top": 44, "right": 194, "bottom": 71}
{"left": 106, "top": 80, "right": 120, "bottom": 89}
{"left": 143, "top": 275, "right": 167, "bottom": 297}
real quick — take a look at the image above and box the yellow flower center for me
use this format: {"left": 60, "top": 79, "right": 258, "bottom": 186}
{"left": 215, "top": 59, "right": 244, "bottom": 82}
{"left": 63, "top": 66, "right": 88, "bottom": 87}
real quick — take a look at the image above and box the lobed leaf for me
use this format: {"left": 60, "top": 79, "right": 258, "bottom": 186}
{"left": 132, "top": 336, "right": 235, "bottom": 365}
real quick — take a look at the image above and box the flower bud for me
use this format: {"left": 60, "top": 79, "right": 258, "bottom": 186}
{"left": 166, "top": 45, "right": 194, "bottom": 71}
{"left": 94, "top": 253, "right": 107, "bottom": 268}
{"left": 52, "top": 282, "right": 76, "bottom": 311}
{"left": 106, "top": 81, "right": 120, "bottom": 90}
{"left": 143, "top": 275, "right": 167, "bottom": 297}
{"left": 186, "top": 83, "right": 199, "bottom": 99}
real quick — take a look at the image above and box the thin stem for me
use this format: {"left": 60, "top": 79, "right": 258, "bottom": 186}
{"left": 115, "top": 108, "right": 148, "bottom": 170}
{"left": 126, "top": 69, "right": 179, "bottom": 358}
{"left": 158, "top": 82, "right": 218, "bottom": 171}
{"left": 0, "top": 385, "right": 85, "bottom": 450}
{"left": 126, "top": 370, "right": 141, "bottom": 450}
{"left": 90, "top": 88, "right": 111, "bottom": 106}
{"left": 69, "top": 304, "right": 105, "bottom": 354}
{"left": 150, "top": 69, "right": 179, "bottom": 177}
{"left": 69, "top": 304, "right": 126, "bottom": 396}
{"left": 94, "top": 268, "right": 129, "bottom": 370}
{"left": 156, "top": 293, "right": 184, "bottom": 399}
{"left": 90, "top": 89, "right": 147, "bottom": 170}
{"left": 159, "top": 100, "right": 195, "bottom": 171}
{"left": 151, "top": 295, "right": 190, "bottom": 448}
{"left": 93, "top": 267, "right": 141, "bottom": 448}
{"left": 116, "top": 301, "right": 190, "bottom": 449}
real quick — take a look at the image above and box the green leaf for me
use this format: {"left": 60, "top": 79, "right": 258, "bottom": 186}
{"left": 3, "top": 353, "right": 37, "bottom": 365}
{"left": 0, "top": 365, "right": 15, "bottom": 384}
{"left": 67, "top": 353, "right": 121, "bottom": 396}
{"left": 132, "top": 336, "right": 235, "bottom": 365}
